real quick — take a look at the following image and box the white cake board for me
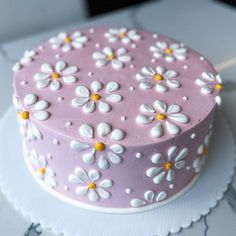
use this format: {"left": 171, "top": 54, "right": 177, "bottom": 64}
{"left": 0, "top": 107, "right": 235, "bottom": 236}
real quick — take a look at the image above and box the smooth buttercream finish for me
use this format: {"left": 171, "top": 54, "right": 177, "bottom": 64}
{"left": 13, "top": 27, "right": 221, "bottom": 213}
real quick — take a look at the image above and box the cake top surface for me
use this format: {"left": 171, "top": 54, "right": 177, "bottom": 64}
{"left": 13, "top": 27, "right": 221, "bottom": 146}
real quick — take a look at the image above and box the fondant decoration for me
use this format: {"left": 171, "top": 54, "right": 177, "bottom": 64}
{"left": 150, "top": 42, "right": 187, "bottom": 62}
{"left": 131, "top": 190, "right": 167, "bottom": 207}
{"left": 196, "top": 72, "right": 223, "bottom": 95}
{"left": 146, "top": 146, "right": 189, "bottom": 184}
{"left": 49, "top": 31, "right": 88, "bottom": 52}
{"left": 136, "top": 100, "right": 189, "bottom": 138}
{"left": 12, "top": 50, "right": 37, "bottom": 71}
{"left": 193, "top": 129, "right": 213, "bottom": 173}
{"left": 29, "top": 150, "right": 57, "bottom": 188}
{"left": 92, "top": 47, "right": 132, "bottom": 69}
{"left": 68, "top": 168, "right": 113, "bottom": 202}
{"left": 136, "top": 66, "right": 180, "bottom": 92}
{"left": 104, "top": 28, "right": 141, "bottom": 44}
{"left": 71, "top": 81, "right": 122, "bottom": 113}
{"left": 34, "top": 61, "right": 78, "bottom": 91}
{"left": 71, "top": 122, "right": 126, "bottom": 170}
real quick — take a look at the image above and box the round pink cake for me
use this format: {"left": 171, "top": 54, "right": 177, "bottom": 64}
{"left": 12, "top": 27, "right": 222, "bottom": 213}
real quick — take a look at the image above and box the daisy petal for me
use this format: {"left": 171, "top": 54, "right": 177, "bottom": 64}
{"left": 99, "top": 179, "right": 113, "bottom": 188}
{"left": 167, "top": 79, "right": 181, "bottom": 88}
{"left": 156, "top": 191, "right": 167, "bottom": 202}
{"left": 131, "top": 199, "right": 146, "bottom": 207}
{"left": 97, "top": 188, "right": 111, "bottom": 199}
{"left": 151, "top": 123, "right": 164, "bottom": 138}
{"left": 88, "top": 190, "right": 100, "bottom": 202}
{"left": 112, "top": 59, "right": 123, "bottom": 69}
{"left": 175, "top": 160, "right": 186, "bottom": 169}
{"left": 156, "top": 83, "right": 168, "bottom": 93}
{"left": 71, "top": 97, "right": 89, "bottom": 107}
{"left": 201, "top": 86, "right": 213, "bottom": 94}
{"left": 140, "top": 104, "right": 155, "bottom": 113}
{"left": 62, "top": 66, "right": 78, "bottom": 75}
{"left": 117, "top": 47, "right": 127, "bottom": 55}
{"left": 164, "top": 70, "right": 178, "bottom": 79}
{"left": 68, "top": 174, "right": 84, "bottom": 184}
{"left": 110, "top": 144, "right": 125, "bottom": 154}
{"left": 34, "top": 73, "right": 50, "bottom": 81}
{"left": 91, "top": 80, "right": 103, "bottom": 92}
{"left": 108, "top": 152, "right": 122, "bottom": 164}
{"left": 50, "top": 80, "right": 62, "bottom": 91}
{"left": 76, "top": 85, "right": 90, "bottom": 97}
{"left": 98, "top": 101, "right": 110, "bottom": 113}
{"left": 166, "top": 169, "right": 175, "bottom": 181}
{"left": 167, "top": 146, "right": 178, "bottom": 161}
{"left": 167, "top": 104, "right": 181, "bottom": 114}
{"left": 175, "top": 148, "right": 189, "bottom": 162}
{"left": 76, "top": 186, "right": 89, "bottom": 196}
{"left": 89, "top": 169, "right": 100, "bottom": 181}
{"left": 37, "top": 79, "right": 50, "bottom": 89}
{"left": 151, "top": 153, "right": 165, "bottom": 164}
{"left": 41, "top": 64, "right": 53, "bottom": 73}
{"left": 93, "top": 52, "right": 106, "bottom": 60}
{"left": 136, "top": 115, "right": 154, "bottom": 125}
{"left": 70, "top": 140, "right": 90, "bottom": 151}
{"left": 79, "top": 124, "right": 94, "bottom": 138}
{"left": 56, "top": 61, "right": 66, "bottom": 72}
{"left": 140, "top": 81, "right": 153, "bottom": 90}
{"left": 97, "top": 122, "right": 112, "bottom": 137}
{"left": 83, "top": 101, "right": 96, "bottom": 113}
{"left": 154, "top": 100, "right": 167, "bottom": 112}
{"left": 118, "top": 55, "right": 131, "bottom": 62}
{"left": 96, "top": 59, "right": 108, "bottom": 67}
{"left": 74, "top": 167, "right": 89, "bottom": 182}
{"left": 168, "top": 113, "right": 189, "bottom": 123}
{"left": 106, "top": 94, "right": 122, "bottom": 103}
{"left": 153, "top": 171, "right": 166, "bottom": 184}
{"left": 166, "top": 121, "right": 180, "bottom": 135}
{"left": 62, "top": 75, "right": 77, "bottom": 84}
{"left": 146, "top": 167, "right": 162, "bottom": 178}
{"left": 98, "top": 156, "right": 109, "bottom": 170}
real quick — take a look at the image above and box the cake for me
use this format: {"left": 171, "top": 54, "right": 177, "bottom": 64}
{"left": 12, "top": 27, "right": 222, "bottom": 213}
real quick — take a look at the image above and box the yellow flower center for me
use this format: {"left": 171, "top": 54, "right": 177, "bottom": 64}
{"left": 21, "top": 111, "right": 29, "bottom": 120}
{"left": 88, "top": 182, "right": 97, "bottom": 190}
{"left": 203, "top": 147, "right": 208, "bottom": 156}
{"left": 156, "top": 113, "right": 167, "bottom": 121}
{"left": 39, "top": 167, "right": 46, "bottom": 175}
{"left": 164, "top": 47, "right": 173, "bottom": 54}
{"left": 154, "top": 74, "right": 164, "bottom": 81}
{"left": 215, "top": 83, "right": 223, "bottom": 91}
{"left": 95, "top": 142, "right": 106, "bottom": 151}
{"left": 52, "top": 72, "right": 60, "bottom": 80}
{"left": 64, "top": 36, "right": 72, "bottom": 44}
{"left": 108, "top": 53, "right": 116, "bottom": 61}
{"left": 91, "top": 93, "right": 101, "bottom": 101}
{"left": 119, "top": 32, "right": 127, "bottom": 39}
{"left": 165, "top": 161, "right": 173, "bottom": 170}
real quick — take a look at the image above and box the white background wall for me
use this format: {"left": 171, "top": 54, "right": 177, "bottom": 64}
{"left": 0, "top": 0, "right": 87, "bottom": 43}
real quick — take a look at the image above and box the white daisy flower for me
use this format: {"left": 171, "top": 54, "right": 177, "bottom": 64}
{"left": 68, "top": 168, "right": 113, "bottom": 202}
{"left": 12, "top": 50, "right": 37, "bottom": 72}
{"left": 34, "top": 61, "right": 78, "bottom": 91}
{"left": 49, "top": 31, "right": 88, "bottom": 52}
{"left": 146, "top": 146, "right": 189, "bottom": 184}
{"left": 29, "top": 150, "right": 56, "bottom": 188}
{"left": 70, "top": 122, "right": 126, "bottom": 170}
{"left": 150, "top": 41, "right": 187, "bottom": 62}
{"left": 136, "top": 100, "right": 189, "bottom": 138}
{"left": 196, "top": 72, "right": 223, "bottom": 95}
{"left": 131, "top": 190, "right": 167, "bottom": 208}
{"left": 71, "top": 81, "right": 123, "bottom": 113}
{"left": 13, "top": 94, "right": 50, "bottom": 141}
{"left": 193, "top": 129, "right": 213, "bottom": 173}
{"left": 136, "top": 66, "right": 180, "bottom": 92}
{"left": 93, "top": 47, "right": 132, "bottom": 69}
{"left": 104, "top": 28, "right": 141, "bottom": 44}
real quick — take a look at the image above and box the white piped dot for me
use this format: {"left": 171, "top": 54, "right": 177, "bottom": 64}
{"left": 135, "top": 153, "right": 143, "bottom": 159}
{"left": 183, "top": 65, "right": 189, "bottom": 69}
{"left": 180, "top": 43, "right": 185, "bottom": 47}
{"left": 38, "top": 45, "right": 44, "bottom": 50}
{"left": 121, "top": 116, "right": 127, "bottom": 121}
{"left": 95, "top": 43, "right": 101, "bottom": 48}
{"left": 89, "top": 28, "right": 95, "bottom": 33}
{"left": 131, "top": 43, "right": 136, "bottom": 48}
{"left": 64, "top": 185, "right": 69, "bottom": 191}
{"left": 152, "top": 34, "right": 158, "bottom": 39}
{"left": 125, "top": 188, "right": 132, "bottom": 194}
{"left": 169, "top": 184, "right": 174, "bottom": 189}
{"left": 55, "top": 54, "right": 61, "bottom": 59}
{"left": 182, "top": 96, "right": 188, "bottom": 101}
{"left": 191, "top": 133, "right": 196, "bottom": 139}
{"left": 53, "top": 139, "right": 60, "bottom": 145}
{"left": 209, "top": 124, "right": 213, "bottom": 129}
{"left": 151, "top": 58, "right": 156, "bottom": 63}
{"left": 129, "top": 86, "right": 135, "bottom": 91}
{"left": 57, "top": 96, "right": 64, "bottom": 102}
{"left": 130, "top": 64, "right": 134, "bottom": 69}
{"left": 46, "top": 154, "right": 52, "bottom": 160}
{"left": 88, "top": 72, "right": 93, "bottom": 76}
{"left": 21, "top": 81, "right": 27, "bottom": 86}
{"left": 65, "top": 121, "right": 72, "bottom": 127}
{"left": 186, "top": 166, "right": 191, "bottom": 170}
{"left": 200, "top": 56, "right": 205, "bottom": 61}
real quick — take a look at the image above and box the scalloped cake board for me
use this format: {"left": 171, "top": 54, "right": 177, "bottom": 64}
{"left": 0, "top": 106, "right": 235, "bottom": 236}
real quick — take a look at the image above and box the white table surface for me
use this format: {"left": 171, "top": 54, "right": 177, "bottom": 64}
{"left": 1, "top": 0, "right": 236, "bottom": 235}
